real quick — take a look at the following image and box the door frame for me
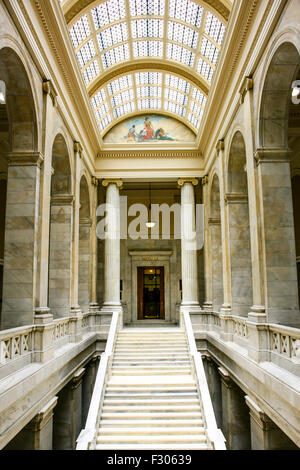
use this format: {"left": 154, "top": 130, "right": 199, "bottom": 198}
{"left": 137, "top": 266, "right": 165, "bottom": 320}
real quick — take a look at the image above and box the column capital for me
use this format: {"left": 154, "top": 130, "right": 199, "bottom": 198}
{"left": 25, "top": 396, "right": 58, "bottom": 432}
{"left": 51, "top": 194, "right": 75, "bottom": 206}
{"left": 177, "top": 177, "right": 198, "bottom": 187}
{"left": 42, "top": 79, "right": 58, "bottom": 106}
{"left": 74, "top": 141, "right": 83, "bottom": 157}
{"left": 7, "top": 152, "right": 44, "bottom": 168}
{"left": 70, "top": 367, "right": 85, "bottom": 390}
{"left": 239, "top": 76, "right": 253, "bottom": 104}
{"left": 218, "top": 366, "right": 233, "bottom": 388}
{"left": 225, "top": 193, "right": 248, "bottom": 205}
{"left": 216, "top": 139, "right": 225, "bottom": 152}
{"left": 102, "top": 178, "right": 123, "bottom": 188}
{"left": 254, "top": 147, "right": 291, "bottom": 165}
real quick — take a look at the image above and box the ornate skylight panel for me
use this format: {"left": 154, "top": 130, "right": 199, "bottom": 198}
{"left": 165, "top": 74, "right": 190, "bottom": 93}
{"left": 111, "top": 89, "right": 135, "bottom": 107}
{"left": 135, "top": 72, "right": 162, "bottom": 85}
{"left": 169, "top": 0, "right": 203, "bottom": 28}
{"left": 82, "top": 60, "right": 100, "bottom": 84}
{"left": 164, "top": 88, "right": 188, "bottom": 106}
{"left": 200, "top": 37, "right": 219, "bottom": 66}
{"left": 99, "top": 114, "right": 112, "bottom": 131}
{"left": 197, "top": 58, "right": 214, "bottom": 82}
{"left": 91, "top": 89, "right": 106, "bottom": 109}
{"left": 188, "top": 112, "right": 200, "bottom": 129}
{"left": 190, "top": 100, "right": 203, "bottom": 118}
{"left": 76, "top": 40, "right": 96, "bottom": 68}
{"left": 138, "top": 98, "right": 161, "bottom": 109}
{"left": 129, "top": 0, "right": 165, "bottom": 17}
{"left": 97, "top": 23, "right": 128, "bottom": 51}
{"left": 205, "top": 11, "right": 226, "bottom": 45}
{"left": 133, "top": 41, "right": 163, "bottom": 57}
{"left": 167, "top": 21, "right": 198, "bottom": 49}
{"left": 137, "top": 86, "right": 162, "bottom": 98}
{"left": 101, "top": 44, "right": 130, "bottom": 69}
{"left": 107, "top": 75, "right": 133, "bottom": 94}
{"left": 95, "top": 103, "right": 109, "bottom": 121}
{"left": 92, "top": 0, "right": 126, "bottom": 30}
{"left": 131, "top": 19, "right": 164, "bottom": 38}
{"left": 164, "top": 101, "right": 186, "bottom": 117}
{"left": 166, "top": 43, "right": 195, "bottom": 67}
{"left": 113, "top": 101, "right": 136, "bottom": 118}
{"left": 192, "top": 87, "right": 206, "bottom": 106}
{"left": 69, "top": 15, "right": 91, "bottom": 47}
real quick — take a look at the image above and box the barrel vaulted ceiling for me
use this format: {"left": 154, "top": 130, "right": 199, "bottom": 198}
{"left": 59, "top": 0, "right": 231, "bottom": 141}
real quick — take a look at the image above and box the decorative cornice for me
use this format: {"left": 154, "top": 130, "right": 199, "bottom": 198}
{"left": 201, "top": 175, "right": 209, "bottom": 185}
{"left": 42, "top": 79, "right": 58, "bottom": 106}
{"left": 102, "top": 179, "right": 123, "bottom": 188}
{"left": 8, "top": 152, "right": 44, "bottom": 168}
{"left": 97, "top": 150, "right": 203, "bottom": 159}
{"left": 239, "top": 76, "right": 253, "bottom": 104}
{"left": 178, "top": 178, "right": 199, "bottom": 187}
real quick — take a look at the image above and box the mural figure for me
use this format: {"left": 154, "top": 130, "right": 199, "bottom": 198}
{"left": 155, "top": 128, "right": 174, "bottom": 141}
{"left": 138, "top": 116, "right": 155, "bottom": 141}
{"left": 126, "top": 124, "right": 137, "bottom": 142}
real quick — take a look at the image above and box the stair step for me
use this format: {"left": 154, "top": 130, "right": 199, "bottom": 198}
{"left": 98, "top": 427, "right": 206, "bottom": 436}
{"left": 105, "top": 392, "right": 199, "bottom": 399}
{"left": 95, "top": 443, "right": 208, "bottom": 450}
{"left": 96, "top": 435, "right": 207, "bottom": 444}
{"left": 103, "top": 398, "right": 199, "bottom": 405}
{"left": 102, "top": 405, "right": 202, "bottom": 412}
{"left": 101, "top": 412, "right": 203, "bottom": 419}
{"left": 99, "top": 419, "right": 204, "bottom": 427}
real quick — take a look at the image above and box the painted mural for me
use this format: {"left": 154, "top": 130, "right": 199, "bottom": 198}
{"left": 103, "top": 114, "right": 196, "bottom": 144}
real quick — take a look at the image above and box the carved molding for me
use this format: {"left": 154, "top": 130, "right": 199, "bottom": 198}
{"left": 239, "top": 76, "right": 253, "bottom": 104}
{"left": 74, "top": 141, "right": 83, "bottom": 156}
{"left": 8, "top": 152, "right": 44, "bottom": 168}
{"left": 178, "top": 177, "right": 199, "bottom": 187}
{"left": 42, "top": 79, "right": 58, "bottom": 106}
{"left": 97, "top": 150, "right": 203, "bottom": 159}
{"left": 102, "top": 178, "right": 123, "bottom": 188}
{"left": 254, "top": 148, "right": 291, "bottom": 165}
{"left": 225, "top": 193, "right": 248, "bottom": 204}
{"left": 216, "top": 139, "right": 225, "bottom": 152}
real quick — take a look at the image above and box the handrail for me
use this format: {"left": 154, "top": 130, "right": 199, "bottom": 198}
{"left": 76, "top": 311, "right": 121, "bottom": 450}
{"left": 182, "top": 311, "right": 226, "bottom": 450}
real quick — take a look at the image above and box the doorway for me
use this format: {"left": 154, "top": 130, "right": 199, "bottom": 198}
{"left": 137, "top": 267, "right": 165, "bottom": 320}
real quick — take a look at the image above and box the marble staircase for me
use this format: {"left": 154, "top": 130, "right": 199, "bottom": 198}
{"left": 95, "top": 327, "right": 210, "bottom": 450}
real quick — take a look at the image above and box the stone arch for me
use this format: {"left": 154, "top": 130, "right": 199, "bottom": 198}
{"left": 0, "top": 46, "right": 40, "bottom": 328}
{"left": 227, "top": 131, "right": 253, "bottom": 317}
{"left": 0, "top": 46, "right": 37, "bottom": 152}
{"left": 49, "top": 133, "right": 73, "bottom": 318}
{"left": 78, "top": 174, "right": 91, "bottom": 313}
{"left": 259, "top": 42, "right": 300, "bottom": 148}
{"left": 209, "top": 172, "right": 223, "bottom": 311}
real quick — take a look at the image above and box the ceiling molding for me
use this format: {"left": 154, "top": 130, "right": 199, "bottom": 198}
{"left": 63, "top": 0, "right": 230, "bottom": 25}
{"left": 97, "top": 149, "right": 203, "bottom": 158}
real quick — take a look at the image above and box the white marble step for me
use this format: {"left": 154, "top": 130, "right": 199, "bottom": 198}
{"left": 99, "top": 418, "right": 204, "bottom": 427}
{"left": 98, "top": 427, "right": 205, "bottom": 436}
{"left": 102, "top": 405, "right": 202, "bottom": 413}
{"left": 96, "top": 434, "right": 207, "bottom": 444}
{"left": 111, "top": 368, "right": 191, "bottom": 376}
{"left": 103, "top": 398, "right": 199, "bottom": 405}
{"left": 95, "top": 443, "right": 208, "bottom": 450}
{"left": 101, "top": 412, "right": 203, "bottom": 420}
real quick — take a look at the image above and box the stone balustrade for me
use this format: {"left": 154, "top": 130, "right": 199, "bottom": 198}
{"left": 0, "top": 325, "right": 33, "bottom": 365}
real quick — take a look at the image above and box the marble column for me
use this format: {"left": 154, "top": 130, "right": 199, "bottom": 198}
{"left": 218, "top": 367, "right": 251, "bottom": 450}
{"left": 5, "top": 397, "right": 57, "bottom": 450}
{"left": 255, "top": 148, "right": 299, "bottom": 325}
{"left": 245, "top": 395, "right": 298, "bottom": 450}
{"left": 101, "top": 179, "right": 123, "bottom": 312}
{"left": 240, "top": 78, "right": 266, "bottom": 323}
{"left": 178, "top": 178, "right": 200, "bottom": 311}
{"left": 1, "top": 152, "right": 43, "bottom": 329}
{"left": 53, "top": 368, "right": 85, "bottom": 450}
{"left": 78, "top": 217, "right": 91, "bottom": 313}
{"left": 89, "top": 177, "right": 99, "bottom": 313}
{"left": 201, "top": 176, "right": 213, "bottom": 311}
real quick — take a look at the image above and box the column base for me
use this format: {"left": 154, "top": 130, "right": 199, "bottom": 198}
{"left": 89, "top": 302, "right": 100, "bottom": 313}
{"left": 100, "top": 302, "right": 123, "bottom": 313}
{"left": 202, "top": 301, "right": 213, "bottom": 312}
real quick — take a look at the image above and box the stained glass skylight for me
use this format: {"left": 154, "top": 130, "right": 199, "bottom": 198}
{"left": 66, "top": 0, "right": 228, "bottom": 135}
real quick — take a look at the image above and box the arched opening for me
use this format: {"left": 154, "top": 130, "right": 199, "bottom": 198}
{"left": 0, "top": 47, "right": 38, "bottom": 329}
{"left": 49, "top": 134, "right": 73, "bottom": 318}
{"left": 259, "top": 42, "right": 300, "bottom": 325}
{"left": 209, "top": 174, "right": 223, "bottom": 311}
{"left": 78, "top": 175, "right": 91, "bottom": 313}
{"left": 227, "top": 131, "right": 252, "bottom": 317}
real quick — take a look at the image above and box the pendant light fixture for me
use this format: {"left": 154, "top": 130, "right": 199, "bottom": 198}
{"left": 145, "top": 182, "right": 156, "bottom": 228}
